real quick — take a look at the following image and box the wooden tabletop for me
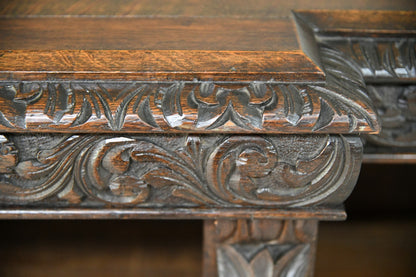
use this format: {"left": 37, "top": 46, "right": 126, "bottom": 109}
{"left": 3, "top": 1, "right": 412, "bottom": 134}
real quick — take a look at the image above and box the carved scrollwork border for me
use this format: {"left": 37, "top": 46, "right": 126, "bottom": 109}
{"left": 0, "top": 78, "right": 378, "bottom": 133}
{"left": 0, "top": 133, "right": 362, "bottom": 208}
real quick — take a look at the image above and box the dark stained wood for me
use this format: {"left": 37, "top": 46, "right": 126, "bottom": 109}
{"left": 293, "top": 10, "right": 416, "bottom": 161}
{"left": 1, "top": 0, "right": 415, "bottom": 17}
{"left": 364, "top": 85, "right": 416, "bottom": 149}
{"left": 0, "top": 50, "right": 322, "bottom": 81}
{"left": 0, "top": 134, "right": 362, "bottom": 209}
{"left": 363, "top": 154, "right": 416, "bottom": 164}
{"left": 2, "top": 4, "right": 407, "bottom": 277}
{"left": 0, "top": 80, "right": 378, "bottom": 133}
{"left": 203, "top": 219, "right": 318, "bottom": 277}
{"left": 294, "top": 10, "right": 416, "bottom": 36}
{"left": 0, "top": 11, "right": 383, "bottom": 135}
{"left": 0, "top": 17, "right": 300, "bottom": 51}
{"left": 293, "top": 10, "right": 416, "bottom": 81}
{"left": 0, "top": 207, "right": 346, "bottom": 220}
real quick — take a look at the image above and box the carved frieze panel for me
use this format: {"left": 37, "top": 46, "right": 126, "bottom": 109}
{"left": 0, "top": 133, "right": 362, "bottom": 208}
{"left": 0, "top": 79, "right": 378, "bottom": 133}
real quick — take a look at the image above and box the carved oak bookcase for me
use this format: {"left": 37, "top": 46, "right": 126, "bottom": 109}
{"left": 0, "top": 8, "right": 413, "bottom": 277}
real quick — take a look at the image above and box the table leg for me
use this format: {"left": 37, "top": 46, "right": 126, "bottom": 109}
{"left": 203, "top": 219, "right": 318, "bottom": 277}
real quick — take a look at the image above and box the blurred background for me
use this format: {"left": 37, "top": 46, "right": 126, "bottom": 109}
{"left": 0, "top": 163, "right": 415, "bottom": 277}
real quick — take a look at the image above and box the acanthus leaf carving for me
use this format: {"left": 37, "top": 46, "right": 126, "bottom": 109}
{"left": 0, "top": 79, "right": 377, "bottom": 133}
{"left": 325, "top": 38, "right": 416, "bottom": 80}
{"left": 0, "top": 133, "right": 362, "bottom": 208}
{"left": 212, "top": 219, "right": 317, "bottom": 277}
{"left": 0, "top": 84, "right": 43, "bottom": 128}
{"left": 187, "top": 82, "right": 277, "bottom": 129}
{"left": 365, "top": 85, "right": 416, "bottom": 147}
{"left": 309, "top": 46, "right": 379, "bottom": 132}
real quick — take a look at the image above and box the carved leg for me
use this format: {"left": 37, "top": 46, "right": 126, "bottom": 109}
{"left": 203, "top": 219, "right": 318, "bottom": 277}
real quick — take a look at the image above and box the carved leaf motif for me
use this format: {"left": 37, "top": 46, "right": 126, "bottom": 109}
{"left": 92, "top": 85, "right": 115, "bottom": 127}
{"left": 44, "top": 83, "right": 77, "bottom": 122}
{"left": 217, "top": 244, "right": 309, "bottom": 277}
{"left": 313, "top": 98, "right": 335, "bottom": 131}
{"left": 0, "top": 84, "right": 42, "bottom": 128}
{"left": 0, "top": 135, "right": 17, "bottom": 173}
{"left": 214, "top": 219, "right": 315, "bottom": 277}
{"left": 279, "top": 84, "right": 305, "bottom": 126}
{"left": 0, "top": 134, "right": 361, "bottom": 207}
{"left": 71, "top": 97, "right": 92, "bottom": 127}
{"left": 0, "top": 78, "right": 377, "bottom": 133}
{"left": 351, "top": 39, "right": 416, "bottom": 78}
{"left": 188, "top": 82, "right": 277, "bottom": 129}
{"left": 160, "top": 82, "right": 186, "bottom": 128}
{"left": 114, "top": 85, "right": 148, "bottom": 130}
{"left": 137, "top": 96, "right": 159, "bottom": 128}
{"left": 0, "top": 135, "right": 90, "bottom": 202}
{"left": 366, "top": 85, "right": 416, "bottom": 147}
{"left": 310, "top": 46, "right": 378, "bottom": 131}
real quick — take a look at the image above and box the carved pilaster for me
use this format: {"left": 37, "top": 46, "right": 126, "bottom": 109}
{"left": 203, "top": 219, "right": 318, "bottom": 277}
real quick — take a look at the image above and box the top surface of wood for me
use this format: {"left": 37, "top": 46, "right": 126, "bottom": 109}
{"left": 0, "top": 16, "right": 324, "bottom": 83}
{"left": 0, "top": 14, "right": 322, "bottom": 82}
{"left": 0, "top": 17, "right": 300, "bottom": 51}
{"left": 0, "top": 2, "right": 392, "bottom": 134}
{"left": 294, "top": 10, "right": 416, "bottom": 36}
{"left": 1, "top": 0, "right": 414, "bottom": 17}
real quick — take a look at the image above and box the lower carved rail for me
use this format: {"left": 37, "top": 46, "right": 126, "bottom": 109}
{"left": 0, "top": 134, "right": 362, "bottom": 209}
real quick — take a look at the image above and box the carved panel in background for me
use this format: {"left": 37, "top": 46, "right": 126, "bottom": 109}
{"left": 0, "top": 134, "right": 362, "bottom": 208}
{"left": 318, "top": 38, "right": 416, "bottom": 80}
{"left": 365, "top": 85, "right": 416, "bottom": 147}
{"left": 0, "top": 80, "right": 378, "bottom": 133}
{"left": 205, "top": 219, "right": 317, "bottom": 277}
{"left": 314, "top": 46, "right": 379, "bottom": 132}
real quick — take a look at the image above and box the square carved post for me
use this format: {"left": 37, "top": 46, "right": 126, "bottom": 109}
{"left": 203, "top": 219, "right": 318, "bottom": 277}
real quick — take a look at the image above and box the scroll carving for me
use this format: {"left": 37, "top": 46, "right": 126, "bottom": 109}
{"left": 365, "top": 85, "right": 416, "bottom": 147}
{"left": 0, "top": 134, "right": 362, "bottom": 208}
{"left": 0, "top": 80, "right": 378, "bottom": 133}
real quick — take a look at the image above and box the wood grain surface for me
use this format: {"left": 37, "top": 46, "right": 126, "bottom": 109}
{"left": 0, "top": 17, "right": 300, "bottom": 51}
{"left": 1, "top": 0, "right": 415, "bottom": 17}
{"left": 1, "top": 8, "right": 389, "bottom": 135}
{"left": 0, "top": 50, "right": 322, "bottom": 80}
{"left": 293, "top": 10, "right": 416, "bottom": 36}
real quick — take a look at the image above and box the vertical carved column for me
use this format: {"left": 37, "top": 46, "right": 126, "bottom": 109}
{"left": 203, "top": 219, "right": 318, "bottom": 277}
